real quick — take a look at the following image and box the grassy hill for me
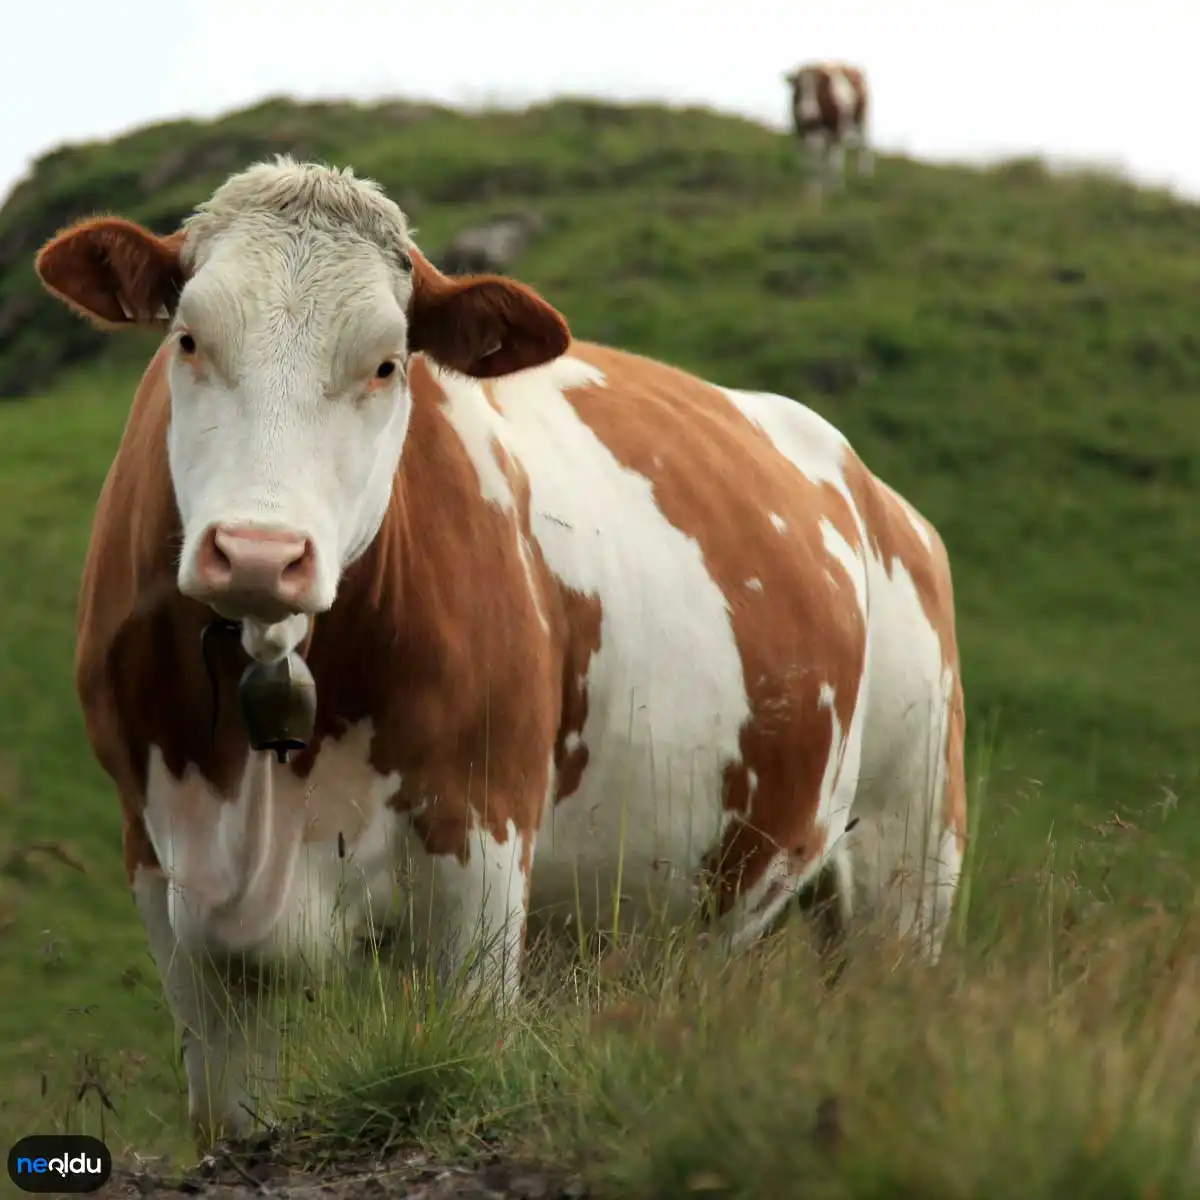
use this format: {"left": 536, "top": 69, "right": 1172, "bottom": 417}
{"left": 0, "top": 96, "right": 1198, "bottom": 1188}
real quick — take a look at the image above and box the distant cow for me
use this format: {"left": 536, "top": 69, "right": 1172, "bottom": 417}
{"left": 784, "top": 61, "right": 873, "bottom": 196}
{"left": 34, "top": 157, "right": 965, "bottom": 1145}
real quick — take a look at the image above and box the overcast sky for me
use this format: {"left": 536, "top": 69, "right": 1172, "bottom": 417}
{"left": 2, "top": 0, "right": 1196, "bottom": 205}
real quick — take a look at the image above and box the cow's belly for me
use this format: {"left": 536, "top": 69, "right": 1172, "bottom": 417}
{"left": 527, "top": 596, "right": 754, "bottom": 930}
{"left": 529, "top": 730, "right": 732, "bottom": 931}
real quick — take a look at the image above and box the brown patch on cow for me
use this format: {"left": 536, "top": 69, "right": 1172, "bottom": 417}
{"left": 788, "top": 63, "right": 869, "bottom": 138}
{"left": 122, "top": 805, "right": 161, "bottom": 883}
{"left": 552, "top": 588, "right": 603, "bottom": 804}
{"left": 841, "top": 453, "right": 968, "bottom": 854}
{"left": 556, "top": 344, "right": 868, "bottom": 916}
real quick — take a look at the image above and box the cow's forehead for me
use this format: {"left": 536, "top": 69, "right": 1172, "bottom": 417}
{"left": 180, "top": 231, "right": 408, "bottom": 328}
{"left": 181, "top": 156, "right": 413, "bottom": 274}
{"left": 174, "top": 158, "right": 417, "bottom": 349}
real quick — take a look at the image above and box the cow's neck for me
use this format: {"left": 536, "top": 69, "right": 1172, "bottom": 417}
{"left": 287, "top": 362, "right": 499, "bottom": 782}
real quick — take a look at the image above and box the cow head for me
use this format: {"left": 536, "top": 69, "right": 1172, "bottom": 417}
{"left": 35, "top": 157, "right": 570, "bottom": 638}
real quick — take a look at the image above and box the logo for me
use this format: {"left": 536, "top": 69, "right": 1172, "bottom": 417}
{"left": 7, "top": 1135, "right": 113, "bottom": 1194}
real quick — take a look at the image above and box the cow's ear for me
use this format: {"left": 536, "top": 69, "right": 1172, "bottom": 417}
{"left": 35, "top": 218, "right": 187, "bottom": 329}
{"left": 406, "top": 245, "right": 569, "bottom": 378}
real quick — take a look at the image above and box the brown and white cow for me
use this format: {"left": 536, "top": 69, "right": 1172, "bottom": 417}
{"left": 784, "top": 61, "right": 873, "bottom": 196}
{"left": 34, "top": 158, "right": 965, "bottom": 1144}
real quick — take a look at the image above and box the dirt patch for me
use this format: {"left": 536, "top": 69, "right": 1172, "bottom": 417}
{"left": 100, "top": 1141, "right": 589, "bottom": 1199}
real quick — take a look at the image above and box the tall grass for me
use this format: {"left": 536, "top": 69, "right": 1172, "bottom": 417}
{"left": 259, "top": 878, "right": 1200, "bottom": 1198}
{"left": 68, "top": 764, "right": 1186, "bottom": 1199}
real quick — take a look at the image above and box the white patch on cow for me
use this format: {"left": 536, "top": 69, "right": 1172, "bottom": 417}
{"left": 719, "top": 386, "right": 852, "bottom": 494}
{"left": 745, "top": 577, "right": 763, "bottom": 592}
{"left": 143, "top": 725, "right": 404, "bottom": 965}
{"left": 769, "top": 512, "right": 787, "bottom": 534}
{"left": 814, "top": 679, "right": 862, "bottom": 838}
{"left": 721, "top": 383, "right": 871, "bottom": 620}
{"left": 845, "top": 546, "right": 960, "bottom": 961}
{"left": 438, "top": 388, "right": 515, "bottom": 509}
{"left": 480, "top": 353, "right": 752, "bottom": 929}
{"left": 828, "top": 68, "right": 858, "bottom": 124}
{"left": 434, "top": 373, "right": 551, "bottom": 631}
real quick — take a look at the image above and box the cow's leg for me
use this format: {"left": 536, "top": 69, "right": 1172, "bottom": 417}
{"left": 825, "top": 132, "right": 846, "bottom": 192}
{"left": 804, "top": 130, "right": 829, "bottom": 201}
{"left": 844, "top": 680, "right": 966, "bottom": 963}
{"left": 402, "top": 816, "right": 531, "bottom": 1011}
{"left": 133, "top": 867, "right": 278, "bottom": 1146}
{"left": 845, "top": 811, "right": 961, "bottom": 963}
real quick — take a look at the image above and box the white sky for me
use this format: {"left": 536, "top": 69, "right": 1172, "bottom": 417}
{"left": 1, "top": 0, "right": 1196, "bottom": 205}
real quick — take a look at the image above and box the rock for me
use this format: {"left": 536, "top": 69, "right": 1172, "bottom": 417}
{"left": 436, "top": 212, "right": 546, "bottom": 276}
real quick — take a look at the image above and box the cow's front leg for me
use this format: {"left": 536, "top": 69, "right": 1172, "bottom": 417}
{"left": 133, "top": 867, "right": 278, "bottom": 1147}
{"left": 403, "top": 810, "right": 533, "bottom": 1011}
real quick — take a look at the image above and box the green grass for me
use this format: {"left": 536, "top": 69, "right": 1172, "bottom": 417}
{"left": 275, "top": 899, "right": 1200, "bottom": 1199}
{"left": 0, "top": 95, "right": 1197, "bottom": 1191}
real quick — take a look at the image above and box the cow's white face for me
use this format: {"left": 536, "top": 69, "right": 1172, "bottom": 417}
{"left": 168, "top": 213, "right": 417, "bottom": 625}
{"left": 34, "top": 158, "right": 570, "bottom": 642}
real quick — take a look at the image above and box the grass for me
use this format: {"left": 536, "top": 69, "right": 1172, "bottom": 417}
{"left": 0, "top": 94, "right": 1197, "bottom": 1191}
{"left": 66, "top": 805, "right": 1200, "bottom": 1198}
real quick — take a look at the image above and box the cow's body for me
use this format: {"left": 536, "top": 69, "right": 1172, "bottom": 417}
{"left": 784, "top": 61, "right": 873, "bottom": 196}
{"left": 35, "top": 160, "right": 964, "bottom": 1145}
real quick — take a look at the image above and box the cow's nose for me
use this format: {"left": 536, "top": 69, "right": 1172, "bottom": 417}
{"left": 192, "top": 525, "right": 317, "bottom": 614}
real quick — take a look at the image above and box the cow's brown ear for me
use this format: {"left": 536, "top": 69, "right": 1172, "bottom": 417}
{"left": 406, "top": 245, "right": 570, "bottom": 378}
{"left": 35, "top": 218, "right": 187, "bottom": 330}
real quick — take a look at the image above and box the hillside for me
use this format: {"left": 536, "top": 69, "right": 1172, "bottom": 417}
{"left": 0, "top": 96, "right": 1198, "bottom": 1169}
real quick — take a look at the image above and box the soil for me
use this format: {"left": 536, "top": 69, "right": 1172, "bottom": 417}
{"left": 98, "top": 1141, "right": 591, "bottom": 1199}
